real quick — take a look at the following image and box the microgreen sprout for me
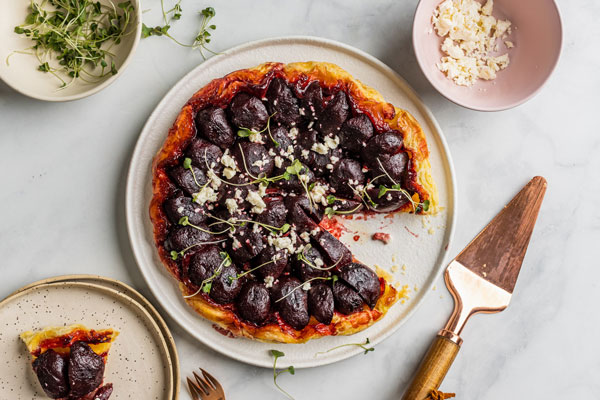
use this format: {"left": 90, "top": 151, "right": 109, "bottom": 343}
{"left": 183, "top": 157, "right": 204, "bottom": 188}
{"left": 183, "top": 251, "right": 232, "bottom": 298}
{"left": 142, "top": 5, "right": 218, "bottom": 59}
{"left": 323, "top": 203, "right": 362, "bottom": 219}
{"left": 10, "top": 0, "right": 135, "bottom": 88}
{"left": 275, "top": 276, "right": 333, "bottom": 303}
{"left": 238, "top": 113, "right": 279, "bottom": 146}
{"left": 228, "top": 259, "right": 276, "bottom": 282}
{"left": 169, "top": 239, "right": 227, "bottom": 261}
{"left": 270, "top": 350, "right": 295, "bottom": 400}
{"left": 178, "top": 216, "right": 230, "bottom": 235}
{"left": 296, "top": 245, "right": 342, "bottom": 271}
{"left": 315, "top": 338, "right": 374, "bottom": 357}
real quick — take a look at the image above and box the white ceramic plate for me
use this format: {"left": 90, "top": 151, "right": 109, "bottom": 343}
{"left": 0, "top": 0, "right": 141, "bottom": 101}
{"left": 0, "top": 281, "right": 175, "bottom": 399}
{"left": 126, "top": 36, "right": 456, "bottom": 369}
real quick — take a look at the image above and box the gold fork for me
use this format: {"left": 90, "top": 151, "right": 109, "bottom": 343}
{"left": 187, "top": 368, "right": 226, "bottom": 400}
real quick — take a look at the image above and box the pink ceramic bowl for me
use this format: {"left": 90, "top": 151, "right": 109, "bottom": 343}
{"left": 413, "top": 0, "right": 562, "bottom": 111}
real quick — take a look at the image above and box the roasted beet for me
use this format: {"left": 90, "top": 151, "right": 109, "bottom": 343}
{"left": 296, "top": 130, "right": 342, "bottom": 176}
{"left": 314, "top": 230, "right": 352, "bottom": 268}
{"left": 186, "top": 138, "right": 224, "bottom": 173}
{"left": 318, "top": 91, "right": 349, "bottom": 135}
{"left": 92, "top": 383, "right": 114, "bottom": 400}
{"left": 265, "top": 126, "right": 293, "bottom": 152}
{"left": 300, "top": 80, "right": 324, "bottom": 120}
{"left": 32, "top": 349, "right": 69, "bottom": 399}
{"left": 229, "top": 227, "right": 264, "bottom": 263}
{"left": 339, "top": 263, "right": 381, "bottom": 308}
{"left": 236, "top": 281, "right": 271, "bottom": 324}
{"left": 256, "top": 198, "right": 287, "bottom": 228}
{"left": 219, "top": 175, "right": 258, "bottom": 212}
{"left": 187, "top": 245, "right": 225, "bottom": 286}
{"left": 273, "top": 159, "right": 315, "bottom": 193}
{"left": 285, "top": 194, "right": 323, "bottom": 231}
{"left": 266, "top": 78, "right": 302, "bottom": 126}
{"left": 330, "top": 158, "right": 365, "bottom": 198}
{"left": 328, "top": 197, "right": 363, "bottom": 213}
{"left": 255, "top": 245, "right": 288, "bottom": 279}
{"left": 228, "top": 93, "right": 269, "bottom": 130}
{"left": 365, "top": 185, "right": 410, "bottom": 213}
{"left": 209, "top": 264, "right": 242, "bottom": 304}
{"left": 273, "top": 277, "right": 309, "bottom": 331}
{"left": 167, "top": 225, "right": 214, "bottom": 252}
{"left": 308, "top": 283, "right": 334, "bottom": 324}
{"left": 293, "top": 245, "right": 328, "bottom": 281}
{"left": 339, "top": 114, "right": 374, "bottom": 153}
{"left": 68, "top": 341, "right": 105, "bottom": 398}
{"left": 362, "top": 131, "right": 403, "bottom": 166}
{"left": 169, "top": 165, "right": 208, "bottom": 196}
{"left": 195, "top": 107, "right": 235, "bottom": 149}
{"left": 164, "top": 195, "right": 207, "bottom": 225}
{"left": 232, "top": 142, "right": 274, "bottom": 178}
{"left": 370, "top": 152, "right": 409, "bottom": 185}
{"left": 333, "top": 280, "right": 364, "bottom": 314}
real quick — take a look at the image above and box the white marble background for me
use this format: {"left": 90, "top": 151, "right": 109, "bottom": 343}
{"left": 1, "top": 0, "right": 599, "bottom": 398}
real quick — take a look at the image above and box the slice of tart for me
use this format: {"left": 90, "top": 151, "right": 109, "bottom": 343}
{"left": 150, "top": 61, "right": 438, "bottom": 343}
{"left": 21, "top": 324, "right": 118, "bottom": 399}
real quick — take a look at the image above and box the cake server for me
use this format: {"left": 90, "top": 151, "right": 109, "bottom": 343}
{"left": 402, "top": 176, "right": 547, "bottom": 400}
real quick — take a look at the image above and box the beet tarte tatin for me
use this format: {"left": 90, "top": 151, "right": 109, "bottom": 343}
{"left": 150, "top": 62, "right": 437, "bottom": 343}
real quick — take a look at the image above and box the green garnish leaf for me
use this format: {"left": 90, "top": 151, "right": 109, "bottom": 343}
{"left": 202, "top": 282, "right": 212, "bottom": 293}
{"left": 183, "top": 157, "right": 192, "bottom": 169}
{"left": 422, "top": 199, "right": 431, "bottom": 212}
{"left": 281, "top": 223, "right": 290, "bottom": 233}
{"left": 178, "top": 216, "right": 190, "bottom": 226}
{"left": 270, "top": 350, "right": 295, "bottom": 400}
{"left": 237, "top": 128, "right": 252, "bottom": 138}
{"left": 170, "top": 250, "right": 179, "bottom": 260}
{"left": 38, "top": 62, "right": 50, "bottom": 72}
{"left": 326, "top": 195, "right": 336, "bottom": 205}
{"left": 378, "top": 185, "right": 388, "bottom": 198}
{"left": 315, "top": 337, "right": 374, "bottom": 357}
{"left": 270, "top": 349, "right": 285, "bottom": 358}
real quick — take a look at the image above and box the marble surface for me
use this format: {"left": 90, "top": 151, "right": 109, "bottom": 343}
{"left": 1, "top": 0, "right": 598, "bottom": 398}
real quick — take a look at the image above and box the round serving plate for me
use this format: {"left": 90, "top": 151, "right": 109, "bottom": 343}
{"left": 0, "top": 280, "right": 176, "bottom": 399}
{"left": 126, "top": 36, "right": 457, "bottom": 369}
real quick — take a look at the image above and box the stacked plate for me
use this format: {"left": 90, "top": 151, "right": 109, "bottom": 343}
{"left": 0, "top": 275, "right": 180, "bottom": 400}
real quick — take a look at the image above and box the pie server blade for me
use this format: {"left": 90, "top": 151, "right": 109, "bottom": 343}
{"left": 401, "top": 176, "right": 547, "bottom": 400}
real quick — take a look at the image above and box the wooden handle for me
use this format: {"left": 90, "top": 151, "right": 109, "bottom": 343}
{"left": 401, "top": 335, "right": 461, "bottom": 400}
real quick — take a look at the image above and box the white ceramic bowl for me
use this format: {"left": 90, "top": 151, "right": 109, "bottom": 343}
{"left": 0, "top": 0, "right": 141, "bottom": 102}
{"left": 413, "top": 0, "right": 563, "bottom": 111}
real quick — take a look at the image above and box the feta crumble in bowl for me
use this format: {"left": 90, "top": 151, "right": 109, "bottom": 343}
{"left": 413, "top": 0, "right": 562, "bottom": 111}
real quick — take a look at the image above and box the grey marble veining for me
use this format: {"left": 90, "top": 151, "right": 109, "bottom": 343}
{"left": 1, "top": 0, "right": 599, "bottom": 398}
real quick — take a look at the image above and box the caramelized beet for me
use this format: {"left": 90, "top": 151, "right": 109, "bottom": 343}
{"left": 285, "top": 195, "right": 323, "bottom": 231}
{"left": 237, "top": 282, "right": 270, "bottom": 324}
{"left": 339, "top": 114, "right": 374, "bottom": 153}
{"left": 232, "top": 142, "right": 274, "bottom": 178}
{"left": 273, "top": 160, "right": 315, "bottom": 193}
{"left": 229, "top": 227, "right": 264, "bottom": 263}
{"left": 339, "top": 263, "right": 381, "bottom": 308}
{"left": 68, "top": 341, "right": 105, "bottom": 398}
{"left": 167, "top": 225, "right": 213, "bottom": 252}
{"left": 164, "top": 195, "right": 207, "bottom": 225}
{"left": 195, "top": 107, "right": 235, "bottom": 149}
{"left": 308, "top": 283, "right": 334, "bottom": 325}
{"left": 228, "top": 93, "right": 269, "bottom": 130}
{"left": 266, "top": 78, "right": 302, "bottom": 126}
{"left": 293, "top": 245, "right": 328, "bottom": 281}
{"left": 273, "top": 277, "right": 309, "bottom": 331}
{"left": 266, "top": 126, "right": 293, "bottom": 152}
{"left": 255, "top": 245, "right": 288, "bottom": 279}
{"left": 330, "top": 158, "right": 365, "bottom": 198}
{"left": 92, "top": 383, "right": 114, "bottom": 400}
{"left": 299, "top": 80, "right": 324, "bottom": 120}
{"left": 365, "top": 185, "right": 410, "bottom": 213}
{"left": 186, "top": 138, "right": 223, "bottom": 173}
{"left": 333, "top": 280, "right": 364, "bottom": 315}
{"left": 256, "top": 198, "right": 287, "bottom": 228}
{"left": 314, "top": 230, "right": 352, "bottom": 268}
{"left": 187, "top": 245, "right": 225, "bottom": 286}
{"left": 169, "top": 165, "right": 207, "bottom": 196}
{"left": 318, "top": 91, "right": 349, "bottom": 135}
{"left": 33, "top": 349, "right": 69, "bottom": 399}
{"left": 209, "top": 264, "right": 242, "bottom": 304}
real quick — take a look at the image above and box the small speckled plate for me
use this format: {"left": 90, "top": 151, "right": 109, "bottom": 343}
{"left": 0, "top": 280, "right": 176, "bottom": 399}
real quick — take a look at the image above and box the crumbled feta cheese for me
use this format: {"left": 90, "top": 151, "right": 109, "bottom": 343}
{"left": 234, "top": 189, "right": 243, "bottom": 200}
{"left": 288, "top": 127, "right": 299, "bottom": 139}
{"left": 246, "top": 190, "right": 266, "bottom": 214}
{"left": 310, "top": 228, "right": 320, "bottom": 236}
{"left": 302, "top": 282, "right": 312, "bottom": 291}
{"left": 225, "top": 198, "right": 239, "bottom": 214}
{"left": 298, "top": 174, "right": 310, "bottom": 183}
{"left": 223, "top": 167, "right": 236, "bottom": 179}
{"left": 330, "top": 155, "right": 340, "bottom": 164}
{"left": 271, "top": 236, "right": 295, "bottom": 253}
{"left": 301, "top": 149, "right": 310, "bottom": 159}
{"left": 324, "top": 135, "right": 340, "bottom": 149}
{"left": 252, "top": 159, "right": 265, "bottom": 168}
{"left": 311, "top": 142, "right": 329, "bottom": 155}
{"left": 314, "top": 258, "right": 324, "bottom": 267}
{"left": 264, "top": 276, "right": 274, "bottom": 288}
{"left": 221, "top": 153, "right": 237, "bottom": 170}
{"left": 433, "top": 0, "right": 513, "bottom": 86}
{"left": 193, "top": 186, "right": 218, "bottom": 205}
{"left": 268, "top": 148, "right": 276, "bottom": 157}
{"left": 310, "top": 182, "right": 328, "bottom": 206}
{"left": 274, "top": 156, "right": 283, "bottom": 168}
{"left": 232, "top": 237, "right": 242, "bottom": 250}
{"left": 299, "top": 232, "right": 310, "bottom": 242}
{"left": 258, "top": 183, "right": 268, "bottom": 197}
{"left": 207, "top": 169, "right": 221, "bottom": 190}
{"left": 248, "top": 132, "right": 264, "bottom": 143}
{"left": 177, "top": 206, "right": 184, "bottom": 213}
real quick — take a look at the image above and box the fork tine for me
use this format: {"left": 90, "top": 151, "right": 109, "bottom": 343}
{"left": 187, "top": 377, "right": 204, "bottom": 399}
{"left": 193, "top": 371, "right": 212, "bottom": 395}
{"left": 201, "top": 368, "right": 224, "bottom": 393}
